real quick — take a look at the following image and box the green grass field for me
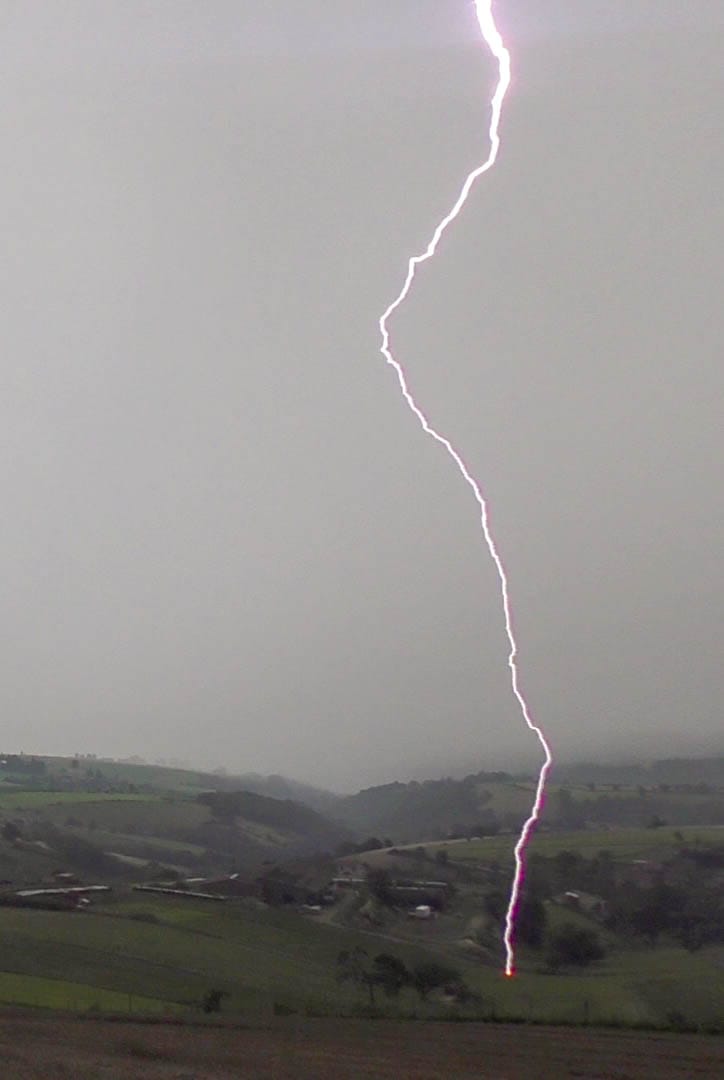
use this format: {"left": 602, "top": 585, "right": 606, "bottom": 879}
{"left": 36, "top": 797, "right": 206, "bottom": 832}
{"left": 80, "top": 828, "right": 206, "bottom": 857}
{"left": 0, "top": 759, "right": 720, "bottom": 1031}
{"left": 0, "top": 890, "right": 720, "bottom": 1028}
{"left": 0, "top": 894, "right": 436, "bottom": 1017}
{"left": 0, "top": 791, "right": 156, "bottom": 811}
{"left": 432, "top": 825, "right": 723, "bottom": 864}
{"left": 0, "top": 971, "right": 172, "bottom": 1014}
{"left": 39, "top": 758, "right": 220, "bottom": 794}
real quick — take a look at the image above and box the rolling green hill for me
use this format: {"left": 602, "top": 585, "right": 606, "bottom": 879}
{"left": 331, "top": 759, "right": 724, "bottom": 844}
{"left": 0, "top": 886, "right": 720, "bottom": 1029}
{"left": 0, "top": 758, "right": 351, "bottom": 888}
{"left": 0, "top": 753, "right": 722, "bottom": 1032}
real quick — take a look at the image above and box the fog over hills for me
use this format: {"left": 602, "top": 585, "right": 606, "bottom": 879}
{"left": 0, "top": 2, "right": 721, "bottom": 791}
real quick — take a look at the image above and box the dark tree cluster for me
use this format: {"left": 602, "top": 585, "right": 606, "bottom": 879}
{"left": 335, "top": 837, "right": 392, "bottom": 856}
{"left": 336, "top": 948, "right": 469, "bottom": 1006}
{"left": 608, "top": 879, "right": 724, "bottom": 951}
{"left": 0, "top": 755, "right": 46, "bottom": 776}
{"left": 546, "top": 924, "right": 606, "bottom": 970}
{"left": 503, "top": 843, "right": 724, "bottom": 955}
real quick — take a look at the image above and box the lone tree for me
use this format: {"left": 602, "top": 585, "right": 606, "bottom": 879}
{"left": 366, "top": 867, "right": 394, "bottom": 907}
{"left": 1, "top": 821, "right": 21, "bottom": 843}
{"left": 411, "top": 961, "right": 464, "bottom": 1002}
{"left": 629, "top": 884, "right": 683, "bottom": 946}
{"left": 545, "top": 923, "right": 605, "bottom": 971}
{"left": 336, "top": 947, "right": 379, "bottom": 1005}
{"left": 201, "top": 988, "right": 228, "bottom": 1014}
{"left": 372, "top": 953, "right": 411, "bottom": 998}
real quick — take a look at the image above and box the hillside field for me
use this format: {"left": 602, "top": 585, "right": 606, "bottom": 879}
{"left": 0, "top": 755, "right": 721, "bottom": 1044}
{"left": 0, "top": 761, "right": 349, "bottom": 884}
{"left": 430, "top": 824, "right": 724, "bottom": 864}
{"left": 0, "top": 887, "right": 721, "bottom": 1030}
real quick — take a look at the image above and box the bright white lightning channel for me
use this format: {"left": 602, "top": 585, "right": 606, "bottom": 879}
{"left": 377, "top": 0, "right": 553, "bottom": 977}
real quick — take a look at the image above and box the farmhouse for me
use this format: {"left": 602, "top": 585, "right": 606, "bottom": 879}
{"left": 555, "top": 890, "right": 608, "bottom": 920}
{"left": 14, "top": 885, "right": 111, "bottom": 898}
{"left": 182, "top": 874, "right": 260, "bottom": 898}
{"left": 133, "top": 885, "right": 225, "bottom": 901}
{"left": 3, "top": 885, "right": 112, "bottom": 911}
{"left": 331, "top": 877, "right": 366, "bottom": 891}
{"left": 408, "top": 904, "right": 434, "bottom": 920}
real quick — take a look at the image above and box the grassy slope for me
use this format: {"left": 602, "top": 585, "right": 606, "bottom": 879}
{"left": 331, "top": 825, "right": 724, "bottom": 1027}
{"left": 39, "top": 758, "right": 219, "bottom": 794}
{"left": 405, "top": 825, "right": 724, "bottom": 864}
{"left": 0, "top": 791, "right": 156, "bottom": 811}
{"left": 0, "top": 972, "right": 170, "bottom": 1013}
{"left": 335, "top": 770, "right": 724, "bottom": 841}
{"left": 0, "top": 889, "right": 721, "bottom": 1027}
{"left": 0, "top": 894, "right": 441, "bottom": 1016}
{"left": 0, "top": 761, "right": 720, "bottom": 1028}
{"left": 0, "top": 775, "right": 345, "bottom": 883}
{"left": 29, "top": 795, "right": 206, "bottom": 831}
{"left": 0, "top": 792, "right": 208, "bottom": 881}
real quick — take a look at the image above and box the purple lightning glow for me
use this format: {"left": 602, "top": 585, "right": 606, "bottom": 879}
{"left": 377, "top": 1, "right": 553, "bottom": 977}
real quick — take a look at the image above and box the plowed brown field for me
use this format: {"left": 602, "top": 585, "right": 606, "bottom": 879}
{"left": 0, "top": 1014, "right": 721, "bottom": 1078}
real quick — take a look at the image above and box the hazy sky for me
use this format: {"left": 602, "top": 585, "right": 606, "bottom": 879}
{"left": 1, "top": 2, "right": 722, "bottom": 790}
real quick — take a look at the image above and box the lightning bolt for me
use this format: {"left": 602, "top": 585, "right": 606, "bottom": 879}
{"left": 378, "top": 1, "right": 553, "bottom": 977}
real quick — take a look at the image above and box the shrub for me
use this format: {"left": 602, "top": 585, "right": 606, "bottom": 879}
{"left": 412, "top": 961, "right": 463, "bottom": 1001}
{"left": 545, "top": 923, "right": 605, "bottom": 970}
{"left": 1, "top": 821, "right": 21, "bottom": 843}
{"left": 373, "top": 953, "right": 410, "bottom": 997}
{"left": 201, "top": 989, "right": 228, "bottom": 1014}
{"left": 273, "top": 1001, "right": 297, "bottom": 1016}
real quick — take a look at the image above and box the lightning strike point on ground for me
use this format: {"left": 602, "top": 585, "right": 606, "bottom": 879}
{"left": 377, "top": 1, "right": 553, "bottom": 977}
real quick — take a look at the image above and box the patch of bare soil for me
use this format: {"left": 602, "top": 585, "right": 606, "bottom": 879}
{"left": 0, "top": 1014, "right": 721, "bottom": 1079}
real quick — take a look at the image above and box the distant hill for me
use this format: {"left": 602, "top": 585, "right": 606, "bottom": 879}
{"left": 333, "top": 772, "right": 525, "bottom": 843}
{"left": 196, "top": 789, "right": 351, "bottom": 854}
{"left": 24, "top": 757, "right": 339, "bottom": 809}
{"left": 554, "top": 756, "right": 724, "bottom": 788}
{"left": 0, "top": 756, "right": 352, "bottom": 888}
{"left": 222, "top": 773, "right": 341, "bottom": 815}
{"left": 1, "top": 754, "right": 721, "bottom": 869}
{"left": 329, "top": 756, "right": 724, "bottom": 844}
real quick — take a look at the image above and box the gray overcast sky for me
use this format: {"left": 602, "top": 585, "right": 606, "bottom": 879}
{"left": 1, "top": 2, "right": 722, "bottom": 790}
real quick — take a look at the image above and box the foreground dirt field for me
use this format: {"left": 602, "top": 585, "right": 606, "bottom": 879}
{"left": 0, "top": 1014, "right": 721, "bottom": 1079}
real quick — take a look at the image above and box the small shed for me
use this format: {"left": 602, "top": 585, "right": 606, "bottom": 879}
{"left": 408, "top": 904, "right": 433, "bottom": 920}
